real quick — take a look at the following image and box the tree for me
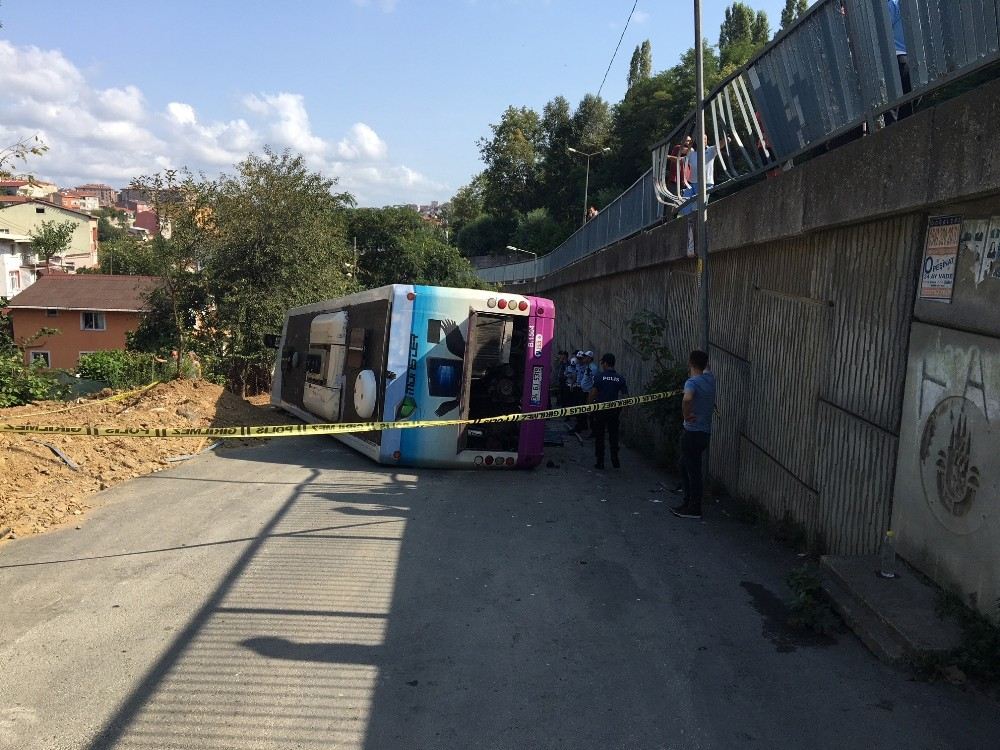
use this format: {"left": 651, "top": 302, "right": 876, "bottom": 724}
{"left": 0, "top": 134, "right": 47, "bottom": 181}
{"left": 96, "top": 207, "right": 129, "bottom": 243}
{"left": 200, "top": 149, "right": 355, "bottom": 394}
{"left": 446, "top": 176, "right": 486, "bottom": 238}
{"left": 28, "top": 220, "right": 76, "bottom": 264}
{"left": 96, "top": 236, "right": 159, "bottom": 275}
{"left": 781, "top": 0, "right": 809, "bottom": 30}
{"left": 718, "top": 3, "right": 770, "bottom": 70}
{"left": 455, "top": 214, "right": 517, "bottom": 257}
{"left": 511, "top": 208, "right": 565, "bottom": 256}
{"left": 344, "top": 206, "right": 482, "bottom": 288}
{"left": 627, "top": 40, "right": 653, "bottom": 91}
{"left": 477, "top": 105, "right": 544, "bottom": 219}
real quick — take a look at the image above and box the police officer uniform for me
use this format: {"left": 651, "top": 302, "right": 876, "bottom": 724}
{"left": 590, "top": 357, "right": 628, "bottom": 469}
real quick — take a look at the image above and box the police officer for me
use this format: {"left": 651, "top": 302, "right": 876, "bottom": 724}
{"left": 588, "top": 353, "right": 628, "bottom": 469}
{"left": 574, "top": 350, "right": 598, "bottom": 435}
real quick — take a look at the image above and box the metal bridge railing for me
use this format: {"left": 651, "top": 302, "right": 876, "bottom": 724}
{"left": 477, "top": 170, "right": 660, "bottom": 285}
{"left": 478, "top": 0, "right": 1000, "bottom": 286}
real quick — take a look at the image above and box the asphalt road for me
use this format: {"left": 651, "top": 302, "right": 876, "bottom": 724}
{"left": 1, "top": 434, "right": 998, "bottom": 750}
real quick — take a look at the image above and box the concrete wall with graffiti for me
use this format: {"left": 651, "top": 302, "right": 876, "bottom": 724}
{"left": 893, "top": 198, "right": 1000, "bottom": 619}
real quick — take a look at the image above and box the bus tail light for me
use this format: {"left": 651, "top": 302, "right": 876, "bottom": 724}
{"left": 484, "top": 455, "right": 494, "bottom": 465}
{"left": 474, "top": 456, "right": 484, "bottom": 466}
{"left": 487, "top": 297, "right": 497, "bottom": 308}
{"left": 518, "top": 301, "right": 528, "bottom": 311}
{"left": 505, "top": 457, "right": 515, "bottom": 466}
{"left": 497, "top": 299, "right": 507, "bottom": 309}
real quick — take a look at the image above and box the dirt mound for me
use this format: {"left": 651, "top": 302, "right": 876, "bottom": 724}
{"left": 0, "top": 380, "right": 297, "bottom": 542}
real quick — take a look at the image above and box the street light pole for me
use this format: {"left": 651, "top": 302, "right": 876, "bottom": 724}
{"left": 694, "top": 0, "right": 709, "bottom": 353}
{"left": 506, "top": 245, "right": 538, "bottom": 284}
{"left": 568, "top": 146, "right": 611, "bottom": 227}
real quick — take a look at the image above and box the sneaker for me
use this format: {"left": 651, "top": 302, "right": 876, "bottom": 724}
{"left": 670, "top": 503, "right": 702, "bottom": 519}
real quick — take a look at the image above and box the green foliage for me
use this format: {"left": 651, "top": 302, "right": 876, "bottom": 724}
{"left": 456, "top": 214, "right": 516, "bottom": 257}
{"left": 96, "top": 207, "right": 129, "bottom": 243}
{"left": 0, "top": 353, "right": 65, "bottom": 407}
{"left": 477, "top": 105, "right": 544, "bottom": 219}
{"left": 0, "top": 134, "right": 48, "bottom": 181}
{"left": 786, "top": 565, "right": 837, "bottom": 634}
{"left": 0, "top": 298, "right": 14, "bottom": 355}
{"left": 719, "top": 3, "right": 770, "bottom": 70}
{"left": 199, "top": 149, "right": 355, "bottom": 395}
{"left": 511, "top": 208, "right": 566, "bottom": 256}
{"left": 29, "top": 219, "right": 76, "bottom": 263}
{"left": 95, "top": 236, "right": 159, "bottom": 275}
{"left": 76, "top": 350, "right": 170, "bottom": 389}
{"left": 628, "top": 40, "right": 653, "bottom": 90}
{"left": 912, "top": 591, "right": 1000, "bottom": 684}
{"left": 781, "top": 0, "right": 809, "bottom": 30}
{"left": 627, "top": 310, "right": 688, "bottom": 465}
{"left": 445, "top": 176, "right": 486, "bottom": 238}
{"left": 345, "top": 206, "right": 483, "bottom": 288}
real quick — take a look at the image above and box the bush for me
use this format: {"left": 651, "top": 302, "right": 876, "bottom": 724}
{"left": 0, "top": 353, "right": 67, "bottom": 407}
{"left": 627, "top": 310, "right": 688, "bottom": 465}
{"left": 76, "top": 350, "right": 183, "bottom": 390}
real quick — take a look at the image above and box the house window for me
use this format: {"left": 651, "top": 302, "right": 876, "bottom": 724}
{"left": 46, "top": 308, "right": 59, "bottom": 317}
{"left": 7, "top": 271, "right": 18, "bottom": 291}
{"left": 29, "top": 351, "right": 50, "bottom": 367}
{"left": 35, "top": 207, "right": 45, "bottom": 214}
{"left": 81, "top": 311, "right": 106, "bottom": 331}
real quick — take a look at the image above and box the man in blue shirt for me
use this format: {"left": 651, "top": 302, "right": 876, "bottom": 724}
{"left": 672, "top": 350, "right": 716, "bottom": 519}
{"left": 573, "top": 350, "right": 598, "bottom": 435}
{"left": 588, "top": 353, "right": 628, "bottom": 469}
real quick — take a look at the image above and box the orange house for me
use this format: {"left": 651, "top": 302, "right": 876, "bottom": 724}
{"left": 6, "top": 274, "right": 161, "bottom": 370}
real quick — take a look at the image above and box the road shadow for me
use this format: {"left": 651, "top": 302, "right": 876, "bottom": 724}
{"left": 80, "top": 435, "right": 1000, "bottom": 750}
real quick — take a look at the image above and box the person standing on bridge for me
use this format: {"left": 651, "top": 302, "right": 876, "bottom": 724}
{"left": 672, "top": 350, "right": 716, "bottom": 520}
{"left": 589, "top": 353, "right": 628, "bottom": 470}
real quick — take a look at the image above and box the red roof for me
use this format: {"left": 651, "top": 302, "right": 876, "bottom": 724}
{"left": 6, "top": 274, "right": 162, "bottom": 312}
{"left": 0, "top": 180, "right": 29, "bottom": 187}
{"left": 0, "top": 195, "right": 31, "bottom": 204}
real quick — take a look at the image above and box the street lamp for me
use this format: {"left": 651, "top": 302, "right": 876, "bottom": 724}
{"left": 567, "top": 146, "right": 611, "bottom": 227}
{"left": 506, "top": 244, "right": 538, "bottom": 284}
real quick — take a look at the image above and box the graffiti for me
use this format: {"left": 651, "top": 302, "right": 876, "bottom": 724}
{"left": 933, "top": 407, "right": 981, "bottom": 517}
{"left": 920, "top": 396, "right": 989, "bottom": 535}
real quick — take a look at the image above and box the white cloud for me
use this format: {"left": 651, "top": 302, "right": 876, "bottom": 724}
{"left": 0, "top": 40, "right": 444, "bottom": 205}
{"left": 633, "top": 10, "right": 650, "bottom": 25}
{"left": 336, "top": 122, "right": 388, "bottom": 161}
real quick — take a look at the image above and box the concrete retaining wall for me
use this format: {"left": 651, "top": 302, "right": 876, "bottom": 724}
{"left": 507, "top": 76, "right": 1000, "bottom": 613}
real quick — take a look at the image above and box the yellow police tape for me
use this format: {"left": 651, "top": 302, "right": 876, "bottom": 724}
{"left": 0, "top": 390, "right": 681, "bottom": 439}
{"left": 5, "top": 381, "right": 160, "bottom": 421}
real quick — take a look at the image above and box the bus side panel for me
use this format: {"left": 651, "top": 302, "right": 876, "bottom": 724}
{"left": 378, "top": 286, "right": 416, "bottom": 463}
{"left": 518, "top": 297, "right": 555, "bottom": 468}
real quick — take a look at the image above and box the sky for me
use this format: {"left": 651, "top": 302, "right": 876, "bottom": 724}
{"left": 0, "top": 0, "right": 791, "bottom": 207}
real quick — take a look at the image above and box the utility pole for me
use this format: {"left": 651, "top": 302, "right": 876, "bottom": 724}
{"left": 568, "top": 147, "right": 611, "bottom": 227}
{"left": 694, "top": 0, "right": 710, "bottom": 353}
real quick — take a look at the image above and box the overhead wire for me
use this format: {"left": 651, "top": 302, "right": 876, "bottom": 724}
{"left": 596, "top": 0, "right": 639, "bottom": 99}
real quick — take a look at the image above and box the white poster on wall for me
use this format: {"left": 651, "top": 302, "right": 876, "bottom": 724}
{"left": 919, "top": 215, "right": 962, "bottom": 303}
{"left": 978, "top": 217, "right": 1000, "bottom": 286}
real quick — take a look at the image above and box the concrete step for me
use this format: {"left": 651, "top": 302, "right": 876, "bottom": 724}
{"left": 820, "top": 555, "right": 962, "bottom": 664}
{"left": 821, "top": 572, "right": 907, "bottom": 664}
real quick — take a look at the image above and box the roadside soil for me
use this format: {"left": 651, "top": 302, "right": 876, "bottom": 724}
{"left": 0, "top": 379, "right": 296, "bottom": 542}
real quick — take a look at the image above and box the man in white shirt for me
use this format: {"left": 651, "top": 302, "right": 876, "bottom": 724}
{"left": 680, "top": 134, "right": 726, "bottom": 216}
